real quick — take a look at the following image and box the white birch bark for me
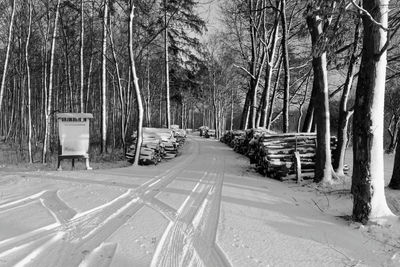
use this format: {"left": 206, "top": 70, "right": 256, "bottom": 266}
{"left": 101, "top": 0, "right": 109, "bottom": 153}
{"left": 26, "top": 0, "right": 33, "bottom": 163}
{"left": 129, "top": 4, "right": 144, "bottom": 166}
{"left": 42, "top": 0, "right": 61, "bottom": 163}
{"left": 0, "top": 0, "right": 16, "bottom": 114}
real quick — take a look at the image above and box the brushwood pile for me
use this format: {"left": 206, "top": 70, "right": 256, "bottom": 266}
{"left": 220, "top": 129, "right": 337, "bottom": 181}
{"left": 126, "top": 127, "right": 186, "bottom": 165}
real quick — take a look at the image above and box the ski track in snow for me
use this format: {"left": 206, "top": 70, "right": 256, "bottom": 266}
{"left": 0, "top": 137, "right": 230, "bottom": 266}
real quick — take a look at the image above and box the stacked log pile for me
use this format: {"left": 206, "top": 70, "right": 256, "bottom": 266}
{"left": 256, "top": 133, "right": 337, "bottom": 181}
{"left": 205, "top": 129, "right": 216, "bottom": 138}
{"left": 221, "top": 131, "right": 338, "bottom": 181}
{"left": 126, "top": 127, "right": 184, "bottom": 164}
{"left": 199, "top": 126, "right": 209, "bottom": 137}
{"left": 231, "top": 128, "right": 273, "bottom": 156}
{"left": 220, "top": 130, "right": 245, "bottom": 148}
{"left": 173, "top": 129, "right": 186, "bottom": 147}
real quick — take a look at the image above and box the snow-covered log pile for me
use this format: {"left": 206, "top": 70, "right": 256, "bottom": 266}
{"left": 199, "top": 126, "right": 209, "bottom": 137}
{"left": 126, "top": 127, "right": 183, "bottom": 164}
{"left": 221, "top": 131, "right": 337, "bottom": 181}
{"left": 172, "top": 129, "right": 186, "bottom": 147}
{"left": 232, "top": 128, "right": 272, "bottom": 155}
{"left": 246, "top": 128, "right": 275, "bottom": 163}
{"left": 255, "top": 133, "right": 337, "bottom": 181}
{"left": 220, "top": 130, "right": 245, "bottom": 147}
{"left": 205, "top": 129, "right": 216, "bottom": 138}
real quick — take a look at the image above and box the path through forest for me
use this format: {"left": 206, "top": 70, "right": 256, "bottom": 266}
{"left": 0, "top": 135, "right": 399, "bottom": 266}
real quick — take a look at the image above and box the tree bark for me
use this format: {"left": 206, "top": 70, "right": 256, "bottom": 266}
{"left": 0, "top": 0, "right": 16, "bottom": 114}
{"left": 129, "top": 4, "right": 144, "bottom": 166}
{"left": 281, "top": 0, "right": 290, "bottom": 133}
{"left": 352, "top": 0, "right": 394, "bottom": 222}
{"left": 42, "top": 0, "right": 61, "bottom": 163}
{"left": 80, "top": 0, "right": 84, "bottom": 112}
{"left": 164, "top": 0, "right": 171, "bottom": 128}
{"left": 333, "top": 20, "right": 360, "bottom": 175}
{"left": 109, "top": 19, "right": 127, "bottom": 151}
{"left": 389, "top": 125, "right": 400, "bottom": 189}
{"left": 306, "top": 7, "right": 333, "bottom": 184}
{"left": 101, "top": 0, "right": 109, "bottom": 153}
{"left": 26, "top": 0, "right": 33, "bottom": 163}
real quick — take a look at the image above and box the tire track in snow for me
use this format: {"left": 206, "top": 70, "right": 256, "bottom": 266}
{"left": 0, "top": 138, "right": 200, "bottom": 266}
{"left": 151, "top": 157, "right": 231, "bottom": 267}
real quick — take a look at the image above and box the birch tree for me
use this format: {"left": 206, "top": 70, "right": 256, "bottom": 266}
{"left": 129, "top": 2, "right": 144, "bottom": 166}
{"left": 101, "top": 0, "right": 109, "bottom": 153}
{"left": 164, "top": 0, "right": 171, "bottom": 128}
{"left": 80, "top": 0, "right": 84, "bottom": 112}
{"left": 26, "top": 0, "right": 33, "bottom": 163}
{"left": 351, "top": 0, "right": 394, "bottom": 222}
{"left": 0, "top": 0, "right": 16, "bottom": 114}
{"left": 42, "top": 0, "right": 61, "bottom": 163}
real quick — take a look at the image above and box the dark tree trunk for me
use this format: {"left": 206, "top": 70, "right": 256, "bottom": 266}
{"left": 306, "top": 10, "right": 333, "bottom": 184}
{"left": 389, "top": 126, "right": 400, "bottom": 189}
{"left": 352, "top": 0, "right": 393, "bottom": 222}
{"left": 333, "top": 20, "right": 360, "bottom": 175}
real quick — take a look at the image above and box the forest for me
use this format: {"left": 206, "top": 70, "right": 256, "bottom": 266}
{"left": 0, "top": 0, "right": 400, "bottom": 222}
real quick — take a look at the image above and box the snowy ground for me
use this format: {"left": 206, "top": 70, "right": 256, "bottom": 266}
{"left": 0, "top": 135, "right": 400, "bottom": 266}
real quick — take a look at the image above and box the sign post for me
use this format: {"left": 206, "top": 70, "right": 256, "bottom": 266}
{"left": 56, "top": 113, "right": 93, "bottom": 170}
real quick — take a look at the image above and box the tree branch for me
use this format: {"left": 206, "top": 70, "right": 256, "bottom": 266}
{"left": 347, "top": 0, "right": 389, "bottom": 31}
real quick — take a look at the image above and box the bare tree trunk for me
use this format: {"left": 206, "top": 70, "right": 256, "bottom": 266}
{"left": 333, "top": 20, "right": 360, "bottom": 175}
{"left": 389, "top": 125, "right": 400, "bottom": 189}
{"left": 281, "top": 0, "right": 290, "bottom": 133}
{"left": 230, "top": 86, "right": 234, "bottom": 131}
{"left": 101, "top": 0, "right": 109, "bottom": 153}
{"left": 240, "top": 90, "right": 251, "bottom": 129}
{"left": 297, "top": 74, "right": 311, "bottom": 133}
{"left": 0, "top": 0, "right": 16, "bottom": 114}
{"left": 26, "top": 0, "right": 33, "bottom": 163}
{"left": 266, "top": 60, "right": 282, "bottom": 129}
{"left": 301, "top": 87, "right": 316, "bottom": 133}
{"left": 258, "top": 5, "right": 279, "bottom": 128}
{"left": 109, "top": 19, "right": 127, "bottom": 150}
{"left": 129, "top": 4, "right": 144, "bottom": 166}
{"left": 352, "top": 0, "right": 394, "bottom": 222}
{"left": 86, "top": 55, "right": 93, "bottom": 112}
{"left": 306, "top": 7, "right": 333, "bottom": 184}
{"left": 164, "top": 0, "right": 171, "bottom": 128}
{"left": 80, "top": 0, "right": 84, "bottom": 112}
{"left": 42, "top": 0, "right": 61, "bottom": 163}
{"left": 386, "top": 116, "right": 399, "bottom": 153}
{"left": 146, "top": 51, "right": 151, "bottom": 127}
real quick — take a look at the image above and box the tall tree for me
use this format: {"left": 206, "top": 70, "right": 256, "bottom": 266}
{"left": 42, "top": 0, "right": 61, "bottom": 163}
{"left": 129, "top": 2, "right": 144, "bottom": 166}
{"left": 80, "top": 0, "right": 84, "bottom": 112}
{"left": 101, "top": 0, "right": 109, "bottom": 153}
{"left": 351, "top": 0, "right": 394, "bottom": 222}
{"left": 164, "top": 0, "right": 171, "bottom": 128}
{"left": 0, "top": 0, "right": 16, "bottom": 114}
{"left": 26, "top": 0, "right": 33, "bottom": 163}
{"left": 333, "top": 18, "right": 361, "bottom": 176}
{"left": 281, "top": 0, "right": 290, "bottom": 133}
{"left": 305, "top": 1, "right": 336, "bottom": 184}
{"left": 389, "top": 127, "right": 400, "bottom": 189}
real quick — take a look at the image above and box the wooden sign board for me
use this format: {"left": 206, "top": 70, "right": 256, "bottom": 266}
{"left": 58, "top": 121, "right": 90, "bottom": 156}
{"left": 56, "top": 113, "right": 93, "bottom": 170}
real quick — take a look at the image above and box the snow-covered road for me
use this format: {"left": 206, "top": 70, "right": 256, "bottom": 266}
{"left": 0, "top": 136, "right": 398, "bottom": 266}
